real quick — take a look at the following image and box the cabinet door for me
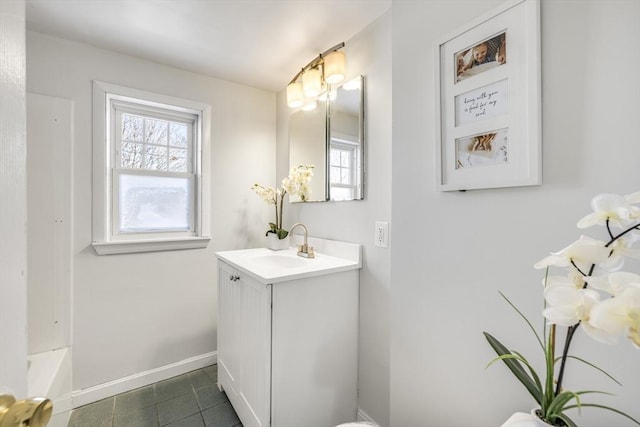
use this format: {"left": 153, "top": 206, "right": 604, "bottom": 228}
{"left": 238, "top": 274, "right": 271, "bottom": 427}
{"left": 217, "top": 262, "right": 242, "bottom": 400}
{"left": 217, "top": 261, "right": 272, "bottom": 427}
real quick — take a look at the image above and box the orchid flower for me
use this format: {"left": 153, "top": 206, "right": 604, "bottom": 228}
{"left": 251, "top": 184, "right": 277, "bottom": 205}
{"left": 584, "top": 271, "right": 640, "bottom": 296}
{"left": 543, "top": 285, "right": 600, "bottom": 327}
{"left": 594, "top": 235, "right": 640, "bottom": 272}
{"left": 589, "top": 287, "right": 640, "bottom": 348}
{"left": 577, "top": 193, "right": 640, "bottom": 229}
{"left": 251, "top": 165, "right": 314, "bottom": 239}
{"left": 542, "top": 270, "right": 585, "bottom": 290}
{"left": 626, "top": 191, "right": 640, "bottom": 205}
{"left": 534, "top": 235, "right": 611, "bottom": 272}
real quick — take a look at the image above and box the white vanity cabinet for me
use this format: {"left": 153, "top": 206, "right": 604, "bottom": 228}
{"left": 216, "top": 239, "right": 361, "bottom": 427}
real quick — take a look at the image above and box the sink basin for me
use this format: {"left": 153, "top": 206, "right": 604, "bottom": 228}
{"left": 216, "top": 238, "right": 361, "bottom": 284}
{"left": 248, "top": 253, "right": 309, "bottom": 269}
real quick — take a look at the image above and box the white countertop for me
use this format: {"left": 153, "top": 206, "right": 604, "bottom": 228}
{"left": 216, "top": 237, "right": 361, "bottom": 284}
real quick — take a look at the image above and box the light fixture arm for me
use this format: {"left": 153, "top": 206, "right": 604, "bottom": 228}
{"left": 288, "top": 42, "right": 345, "bottom": 85}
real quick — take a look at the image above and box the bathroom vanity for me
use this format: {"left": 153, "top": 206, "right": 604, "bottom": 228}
{"left": 215, "top": 237, "right": 361, "bottom": 427}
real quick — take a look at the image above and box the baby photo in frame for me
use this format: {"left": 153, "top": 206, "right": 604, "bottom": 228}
{"left": 456, "top": 32, "right": 507, "bottom": 83}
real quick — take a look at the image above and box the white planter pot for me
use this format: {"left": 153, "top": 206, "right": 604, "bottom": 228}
{"left": 530, "top": 409, "right": 564, "bottom": 427}
{"left": 501, "top": 410, "right": 564, "bottom": 427}
{"left": 267, "top": 233, "right": 290, "bottom": 251}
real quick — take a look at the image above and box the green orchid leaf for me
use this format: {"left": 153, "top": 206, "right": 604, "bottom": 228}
{"left": 276, "top": 229, "right": 289, "bottom": 239}
{"left": 564, "top": 355, "right": 622, "bottom": 386}
{"left": 499, "top": 291, "right": 544, "bottom": 350}
{"left": 483, "top": 332, "right": 542, "bottom": 404}
{"left": 511, "top": 350, "right": 543, "bottom": 392}
{"left": 564, "top": 403, "right": 640, "bottom": 426}
{"left": 547, "top": 390, "right": 580, "bottom": 416}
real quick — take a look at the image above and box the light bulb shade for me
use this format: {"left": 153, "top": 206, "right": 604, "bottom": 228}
{"left": 302, "top": 67, "right": 322, "bottom": 97}
{"left": 323, "top": 50, "right": 346, "bottom": 84}
{"left": 287, "top": 81, "right": 303, "bottom": 108}
{"left": 302, "top": 99, "right": 317, "bottom": 111}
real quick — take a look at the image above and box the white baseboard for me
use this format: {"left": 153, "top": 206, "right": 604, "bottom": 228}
{"left": 52, "top": 392, "right": 72, "bottom": 414}
{"left": 357, "top": 408, "right": 379, "bottom": 425}
{"left": 47, "top": 410, "right": 70, "bottom": 427}
{"left": 72, "top": 352, "right": 217, "bottom": 408}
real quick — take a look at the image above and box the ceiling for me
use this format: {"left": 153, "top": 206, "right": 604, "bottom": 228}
{"left": 25, "top": 0, "right": 391, "bottom": 92}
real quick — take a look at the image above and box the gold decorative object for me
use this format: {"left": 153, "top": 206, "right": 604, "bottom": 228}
{"left": 0, "top": 395, "right": 53, "bottom": 427}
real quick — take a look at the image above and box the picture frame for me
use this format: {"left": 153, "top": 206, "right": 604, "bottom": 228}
{"left": 434, "top": 0, "right": 541, "bottom": 191}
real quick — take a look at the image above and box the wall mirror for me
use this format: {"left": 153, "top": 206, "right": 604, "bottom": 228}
{"left": 288, "top": 75, "right": 364, "bottom": 202}
{"left": 289, "top": 106, "right": 327, "bottom": 202}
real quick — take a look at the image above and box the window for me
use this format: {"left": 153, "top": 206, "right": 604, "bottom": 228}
{"left": 329, "top": 138, "right": 359, "bottom": 201}
{"left": 92, "top": 81, "right": 211, "bottom": 255}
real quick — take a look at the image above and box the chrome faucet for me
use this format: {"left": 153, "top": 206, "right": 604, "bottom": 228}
{"left": 289, "top": 223, "right": 315, "bottom": 258}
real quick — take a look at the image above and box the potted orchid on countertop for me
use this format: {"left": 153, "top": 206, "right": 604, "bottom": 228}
{"left": 485, "top": 191, "right": 640, "bottom": 427}
{"left": 251, "top": 165, "right": 313, "bottom": 248}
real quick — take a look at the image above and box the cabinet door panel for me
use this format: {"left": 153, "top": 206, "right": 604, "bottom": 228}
{"left": 217, "top": 262, "right": 242, "bottom": 398}
{"left": 238, "top": 276, "right": 271, "bottom": 427}
{"left": 218, "top": 261, "right": 271, "bottom": 427}
{"left": 271, "top": 271, "right": 359, "bottom": 427}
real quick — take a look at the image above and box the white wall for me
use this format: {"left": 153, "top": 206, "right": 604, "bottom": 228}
{"left": 26, "top": 31, "right": 275, "bottom": 394}
{"left": 391, "top": 1, "right": 640, "bottom": 426}
{"left": 277, "top": 12, "right": 392, "bottom": 426}
{"left": 0, "top": 0, "right": 28, "bottom": 397}
{"left": 27, "top": 93, "right": 73, "bottom": 356}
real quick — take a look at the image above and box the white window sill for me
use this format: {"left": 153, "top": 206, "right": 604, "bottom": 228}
{"left": 92, "top": 236, "right": 211, "bottom": 255}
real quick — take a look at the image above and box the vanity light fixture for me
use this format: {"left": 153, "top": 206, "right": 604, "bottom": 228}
{"left": 286, "top": 81, "right": 304, "bottom": 109}
{"left": 286, "top": 42, "right": 346, "bottom": 109}
{"left": 323, "top": 50, "right": 346, "bottom": 84}
{"left": 302, "top": 66, "right": 322, "bottom": 97}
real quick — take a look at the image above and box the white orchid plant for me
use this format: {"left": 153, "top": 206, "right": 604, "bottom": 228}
{"left": 251, "top": 165, "right": 313, "bottom": 239}
{"left": 485, "top": 191, "right": 640, "bottom": 427}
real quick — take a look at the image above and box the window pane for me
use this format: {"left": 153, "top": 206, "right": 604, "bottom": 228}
{"left": 168, "top": 147, "right": 188, "bottom": 172}
{"left": 330, "top": 166, "right": 341, "bottom": 183}
{"left": 144, "top": 145, "right": 168, "bottom": 170}
{"left": 169, "top": 123, "right": 188, "bottom": 148}
{"left": 340, "top": 151, "right": 351, "bottom": 167}
{"left": 121, "top": 142, "right": 144, "bottom": 168}
{"left": 330, "top": 150, "right": 340, "bottom": 166}
{"left": 341, "top": 168, "right": 351, "bottom": 184}
{"left": 119, "top": 174, "right": 191, "bottom": 232}
{"left": 145, "top": 118, "right": 168, "bottom": 145}
{"left": 122, "top": 114, "right": 144, "bottom": 142}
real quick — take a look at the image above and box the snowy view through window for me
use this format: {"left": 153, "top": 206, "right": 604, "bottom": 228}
{"left": 118, "top": 113, "right": 193, "bottom": 233}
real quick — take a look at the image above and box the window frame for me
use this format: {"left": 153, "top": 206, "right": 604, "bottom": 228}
{"left": 329, "top": 136, "right": 359, "bottom": 200}
{"left": 92, "top": 81, "right": 211, "bottom": 255}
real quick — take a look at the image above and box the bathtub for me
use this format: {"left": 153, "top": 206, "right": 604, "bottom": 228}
{"left": 27, "top": 347, "right": 71, "bottom": 427}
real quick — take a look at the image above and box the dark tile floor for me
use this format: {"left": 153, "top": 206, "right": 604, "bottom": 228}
{"left": 67, "top": 365, "right": 242, "bottom": 427}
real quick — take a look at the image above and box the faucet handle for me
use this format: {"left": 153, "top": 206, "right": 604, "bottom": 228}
{"left": 296, "top": 243, "right": 315, "bottom": 258}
